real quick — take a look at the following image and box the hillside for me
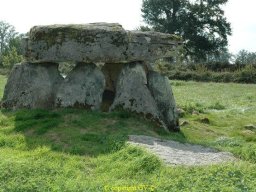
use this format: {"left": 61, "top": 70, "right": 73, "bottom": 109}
{"left": 0, "top": 74, "right": 256, "bottom": 191}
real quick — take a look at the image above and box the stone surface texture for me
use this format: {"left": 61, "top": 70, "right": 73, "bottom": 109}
{"left": 55, "top": 64, "right": 105, "bottom": 110}
{"left": 2, "top": 63, "right": 62, "bottom": 109}
{"left": 129, "top": 135, "right": 236, "bottom": 166}
{"left": 110, "top": 63, "right": 163, "bottom": 124}
{"left": 148, "top": 71, "right": 179, "bottom": 131}
{"left": 24, "top": 23, "right": 182, "bottom": 64}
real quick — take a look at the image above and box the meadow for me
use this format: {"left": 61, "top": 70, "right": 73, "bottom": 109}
{"left": 0, "top": 74, "right": 255, "bottom": 191}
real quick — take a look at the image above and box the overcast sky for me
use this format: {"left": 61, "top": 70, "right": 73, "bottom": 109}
{"left": 0, "top": 0, "right": 255, "bottom": 54}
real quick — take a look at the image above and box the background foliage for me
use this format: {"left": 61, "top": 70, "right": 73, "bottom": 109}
{"left": 0, "top": 21, "right": 23, "bottom": 70}
{"left": 141, "top": 0, "right": 231, "bottom": 61}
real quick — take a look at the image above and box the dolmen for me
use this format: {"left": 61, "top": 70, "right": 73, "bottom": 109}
{"left": 1, "top": 23, "right": 182, "bottom": 132}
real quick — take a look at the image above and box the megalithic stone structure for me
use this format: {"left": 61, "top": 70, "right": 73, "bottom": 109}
{"left": 1, "top": 23, "right": 182, "bottom": 132}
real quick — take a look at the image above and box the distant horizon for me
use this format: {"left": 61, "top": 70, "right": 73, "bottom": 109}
{"left": 1, "top": 0, "right": 255, "bottom": 54}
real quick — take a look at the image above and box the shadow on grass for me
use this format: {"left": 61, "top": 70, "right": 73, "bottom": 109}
{"left": 1, "top": 109, "right": 186, "bottom": 157}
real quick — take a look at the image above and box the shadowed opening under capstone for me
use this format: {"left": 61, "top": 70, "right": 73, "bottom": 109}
{"left": 101, "top": 90, "right": 115, "bottom": 112}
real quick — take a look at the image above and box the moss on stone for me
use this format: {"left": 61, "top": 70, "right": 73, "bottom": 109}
{"left": 29, "top": 24, "right": 182, "bottom": 49}
{"left": 30, "top": 24, "right": 124, "bottom": 48}
{"left": 168, "top": 34, "right": 183, "bottom": 41}
{"left": 110, "top": 32, "right": 128, "bottom": 47}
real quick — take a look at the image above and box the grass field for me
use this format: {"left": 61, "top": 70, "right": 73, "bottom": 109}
{"left": 0, "top": 74, "right": 256, "bottom": 191}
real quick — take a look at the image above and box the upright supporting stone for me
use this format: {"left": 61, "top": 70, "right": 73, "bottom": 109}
{"left": 148, "top": 71, "right": 179, "bottom": 131}
{"left": 55, "top": 63, "right": 105, "bottom": 110}
{"left": 1, "top": 62, "right": 62, "bottom": 109}
{"left": 110, "top": 62, "right": 167, "bottom": 128}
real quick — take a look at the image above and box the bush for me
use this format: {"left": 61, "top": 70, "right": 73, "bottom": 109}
{"left": 234, "top": 65, "right": 256, "bottom": 83}
{"left": 211, "top": 72, "right": 234, "bottom": 83}
{"left": 0, "top": 67, "right": 11, "bottom": 76}
{"left": 2, "top": 47, "right": 23, "bottom": 69}
{"left": 168, "top": 63, "right": 256, "bottom": 84}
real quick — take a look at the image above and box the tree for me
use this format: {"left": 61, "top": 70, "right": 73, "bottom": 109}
{"left": 0, "top": 21, "right": 24, "bottom": 67}
{"left": 2, "top": 47, "right": 23, "bottom": 68}
{"left": 206, "top": 48, "right": 233, "bottom": 63}
{"left": 7, "top": 34, "right": 25, "bottom": 55}
{"left": 0, "top": 21, "right": 17, "bottom": 54}
{"left": 141, "top": 0, "right": 232, "bottom": 61}
{"left": 136, "top": 25, "right": 153, "bottom": 32}
{"left": 235, "top": 50, "right": 256, "bottom": 65}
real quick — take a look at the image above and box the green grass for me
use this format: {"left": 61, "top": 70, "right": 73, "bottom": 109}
{"left": 0, "top": 75, "right": 256, "bottom": 191}
{"left": 0, "top": 75, "right": 7, "bottom": 99}
{"left": 171, "top": 81, "right": 256, "bottom": 163}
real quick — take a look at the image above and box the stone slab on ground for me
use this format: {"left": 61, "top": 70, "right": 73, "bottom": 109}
{"left": 128, "top": 135, "right": 236, "bottom": 166}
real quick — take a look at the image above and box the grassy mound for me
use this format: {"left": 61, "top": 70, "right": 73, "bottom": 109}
{"left": 0, "top": 75, "right": 256, "bottom": 191}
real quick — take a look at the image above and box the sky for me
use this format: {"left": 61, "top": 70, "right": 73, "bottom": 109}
{"left": 0, "top": 0, "right": 255, "bottom": 54}
{"left": 224, "top": 0, "right": 256, "bottom": 53}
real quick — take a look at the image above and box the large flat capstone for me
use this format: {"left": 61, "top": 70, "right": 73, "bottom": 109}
{"left": 23, "top": 23, "right": 182, "bottom": 64}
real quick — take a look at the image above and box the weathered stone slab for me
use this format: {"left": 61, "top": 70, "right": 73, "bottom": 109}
{"left": 110, "top": 62, "right": 167, "bottom": 129}
{"left": 23, "top": 23, "right": 182, "bottom": 64}
{"left": 148, "top": 71, "right": 179, "bottom": 131}
{"left": 55, "top": 63, "right": 105, "bottom": 110}
{"left": 1, "top": 62, "right": 62, "bottom": 109}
